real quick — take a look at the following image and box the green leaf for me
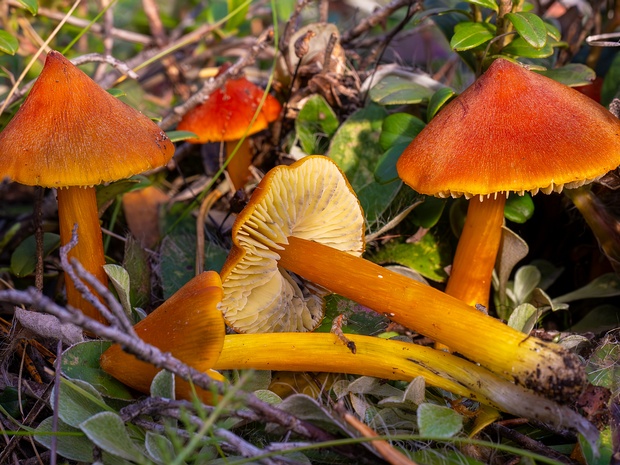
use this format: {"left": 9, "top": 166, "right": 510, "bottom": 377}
{"left": 0, "top": 388, "right": 24, "bottom": 418}
{"left": 35, "top": 417, "right": 94, "bottom": 463}
{"left": 427, "top": 87, "right": 457, "bottom": 121}
{"left": 296, "top": 94, "right": 339, "bottom": 154}
{"left": 329, "top": 104, "right": 401, "bottom": 224}
{"left": 417, "top": 403, "right": 463, "bottom": 438}
{"left": 61, "top": 341, "right": 134, "bottom": 400}
{"left": 512, "top": 265, "right": 541, "bottom": 304}
{"left": 167, "top": 130, "right": 199, "bottom": 143}
{"left": 507, "top": 303, "right": 540, "bottom": 333}
{"left": 379, "top": 113, "right": 425, "bottom": 151}
{"left": 225, "top": 0, "right": 250, "bottom": 32}
{"left": 16, "top": 0, "right": 38, "bottom": 15}
{"left": 501, "top": 36, "right": 554, "bottom": 58}
{"left": 504, "top": 193, "right": 534, "bottom": 223}
{"left": 145, "top": 432, "right": 176, "bottom": 464}
{"left": 586, "top": 343, "right": 620, "bottom": 390}
{"left": 151, "top": 370, "right": 175, "bottom": 399}
{"left": 555, "top": 273, "right": 620, "bottom": 303}
{"left": 505, "top": 12, "right": 547, "bottom": 49}
{"left": 369, "top": 75, "right": 434, "bottom": 105}
{"left": 123, "top": 236, "right": 151, "bottom": 310}
{"left": 536, "top": 63, "right": 596, "bottom": 87}
{"left": 572, "top": 305, "right": 620, "bottom": 334}
{"left": 450, "top": 22, "right": 495, "bottom": 51}
{"left": 375, "top": 144, "right": 408, "bottom": 184}
{"left": 80, "top": 411, "right": 147, "bottom": 463}
{"left": 106, "top": 88, "right": 126, "bottom": 98}
{"left": 53, "top": 378, "right": 109, "bottom": 428}
{"left": 464, "top": 0, "right": 498, "bottom": 11}
{"left": 158, "top": 232, "right": 228, "bottom": 299}
{"left": 368, "top": 233, "right": 450, "bottom": 282}
{"left": 103, "top": 264, "right": 132, "bottom": 316}
{"left": 579, "top": 427, "right": 614, "bottom": 465}
{"left": 410, "top": 196, "right": 446, "bottom": 229}
{"left": 10, "top": 233, "right": 60, "bottom": 277}
{"left": 545, "top": 21, "right": 561, "bottom": 40}
{"left": 0, "top": 31, "right": 19, "bottom": 55}
{"left": 254, "top": 389, "right": 283, "bottom": 405}
{"left": 317, "top": 294, "right": 389, "bottom": 335}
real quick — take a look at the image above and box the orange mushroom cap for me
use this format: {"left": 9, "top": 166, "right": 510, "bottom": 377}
{"left": 0, "top": 51, "right": 175, "bottom": 187}
{"left": 177, "top": 65, "right": 281, "bottom": 144}
{"left": 397, "top": 59, "right": 620, "bottom": 198}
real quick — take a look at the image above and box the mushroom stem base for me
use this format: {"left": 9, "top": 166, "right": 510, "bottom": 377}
{"left": 57, "top": 186, "right": 108, "bottom": 324}
{"left": 276, "top": 236, "right": 585, "bottom": 402}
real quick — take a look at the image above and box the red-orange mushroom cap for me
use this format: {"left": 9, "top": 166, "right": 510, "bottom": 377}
{"left": 177, "top": 66, "right": 281, "bottom": 144}
{"left": 0, "top": 50, "right": 175, "bottom": 187}
{"left": 397, "top": 58, "right": 620, "bottom": 199}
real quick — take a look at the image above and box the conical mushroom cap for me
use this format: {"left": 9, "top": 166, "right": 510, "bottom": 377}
{"left": 219, "top": 156, "right": 364, "bottom": 333}
{"left": 0, "top": 51, "right": 174, "bottom": 187}
{"left": 397, "top": 59, "right": 620, "bottom": 198}
{"left": 177, "top": 67, "right": 281, "bottom": 144}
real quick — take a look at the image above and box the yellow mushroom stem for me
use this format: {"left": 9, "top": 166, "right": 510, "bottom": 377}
{"left": 445, "top": 195, "right": 506, "bottom": 309}
{"left": 214, "top": 333, "right": 597, "bottom": 441}
{"left": 565, "top": 186, "right": 620, "bottom": 272}
{"left": 225, "top": 139, "right": 253, "bottom": 190}
{"left": 275, "top": 236, "right": 584, "bottom": 402}
{"left": 57, "top": 186, "right": 108, "bottom": 324}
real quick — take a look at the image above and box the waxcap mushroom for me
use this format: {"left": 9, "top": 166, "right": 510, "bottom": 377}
{"left": 101, "top": 271, "right": 225, "bottom": 400}
{"left": 0, "top": 50, "right": 174, "bottom": 323}
{"left": 219, "top": 155, "right": 365, "bottom": 333}
{"left": 397, "top": 58, "right": 620, "bottom": 199}
{"left": 177, "top": 64, "right": 281, "bottom": 144}
{"left": 0, "top": 50, "right": 174, "bottom": 187}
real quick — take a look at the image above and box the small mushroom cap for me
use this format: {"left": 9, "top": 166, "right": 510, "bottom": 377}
{"left": 219, "top": 156, "right": 364, "bottom": 333}
{"left": 177, "top": 66, "right": 281, "bottom": 144}
{"left": 397, "top": 59, "right": 620, "bottom": 198}
{"left": 0, "top": 51, "right": 174, "bottom": 188}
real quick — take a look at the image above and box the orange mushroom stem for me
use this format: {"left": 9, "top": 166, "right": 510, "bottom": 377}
{"left": 444, "top": 195, "right": 506, "bottom": 308}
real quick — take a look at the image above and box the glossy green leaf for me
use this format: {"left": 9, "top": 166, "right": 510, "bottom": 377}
{"left": 504, "top": 193, "right": 534, "bottom": 223}
{"left": 375, "top": 144, "right": 408, "bottom": 184}
{"left": 464, "top": 0, "right": 498, "bottom": 11}
{"left": 10, "top": 233, "right": 60, "bottom": 277}
{"left": 545, "top": 22, "right": 561, "bottom": 40}
{"left": 450, "top": 22, "right": 495, "bottom": 51}
{"left": 0, "top": 387, "right": 23, "bottom": 419}
{"left": 296, "top": 94, "right": 339, "bottom": 154}
{"left": 369, "top": 233, "right": 450, "bottom": 282}
{"left": 329, "top": 104, "right": 401, "bottom": 224}
{"left": 536, "top": 63, "right": 596, "bottom": 87}
{"left": 427, "top": 87, "right": 457, "bottom": 121}
{"left": 17, "top": 0, "right": 38, "bottom": 15}
{"left": 0, "top": 31, "right": 19, "bottom": 55}
{"left": 167, "top": 130, "right": 199, "bottom": 143}
{"left": 61, "top": 341, "right": 134, "bottom": 400}
{"left": 369, "top": 75, "right": 434, "bottom": 105}
{"left": 555, "top": 273, "right": 620, "bottom": 303}
{"left": 501, "top": 36, "right": 554, "bottom": 58}
{"left": 505, "top": 12, "right": 547, "bottom": 49}
{"left": 417, "top": 403, "right": 463, "bottom": 438}
{"left": 225, "top": 0, "right": 250, "bottom": 31}
{"left": 410, "top": 196, "right": 447, "bottom": 229}
{"left": 379, "top": 113, "right": 425, "bottom": 151}
{"left": 106, "top": 88, "right": 126, "bottom": 98}
{"left": 80, "top": 411, "right": 146, "bottom": 462}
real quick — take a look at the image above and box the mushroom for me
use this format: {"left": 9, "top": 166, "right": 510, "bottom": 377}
{"left": 0, "top": 51, "right": 175, "bottom": 323}
{"left": 176, "top": 64, "right": 281, "bottom": 190}
{"left": 218, "top": 155, "right": 585, "bottom": 402}
{"left": 98, "top": 270, "right": 596, "bottom": 441}
{"left": 100, "top": 271, "right": 225, "bottom": 402}
{"left": 396, "top": 58, "right": 620, "bottom": 310}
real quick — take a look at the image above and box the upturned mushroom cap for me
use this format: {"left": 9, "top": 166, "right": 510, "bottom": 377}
{"left": 219, "top": 156, "right": 364, "bottom": 333}
{"left": 177, "top": 66, "right": 281, "bottom": 144}
{"left": 0, "top": 51, "right": 174, "bottom": 187}
{"left": 397, "top": 58, "right": 620, "bottom": 198}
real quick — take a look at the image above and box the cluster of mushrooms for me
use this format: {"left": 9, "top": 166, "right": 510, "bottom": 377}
{"left": 1, "top": 51, "right": 619, "bottom": 443}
